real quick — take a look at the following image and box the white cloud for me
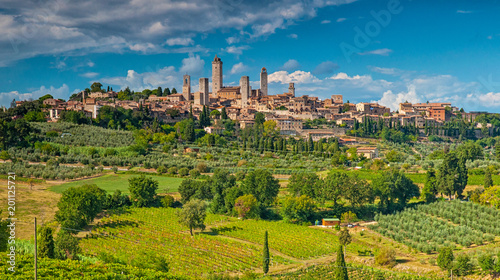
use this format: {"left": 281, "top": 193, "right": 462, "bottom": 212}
{"left": 179, "top": 54, "right": 205, "bottom": 75}
{"left": 165, "top": 37, "right": 194, "bottom": 46}
{"left": 281, "top": 59, "right": 301, "bottom": 71}
{"left": 336, "top": 18, "right": 347, "bottom": 22}
{"left": 87, "top": 61, "right": 95, "bottom": 67}
{"left": 102, "top": 67, "right": 179, "bottom": 92}
{"left": 457, "top": 10, "right": 473, "bottom": 14}
{"left": 222, "top": 45, "right": 250, "bottom": 56}
{"left": 80, "top": 72, "right": 99, "bottom": 78}
{"left": 226, "top": 36, "right": 239, "bottom": 44}
{"left": 358, "top": 48, "right": 393, "bottom": 56}
{"left": 268, "top": 70, "right": 320, "bottom": 84}
{"left": 328, "top": 72, "right": 362, "bottom": 80}
{"left": 0, "top": 84, "right": 70, "bottom": 106}
{"left": 321, "top": 20, "right": 331, "bottom": 24}
{"left": 374, "top": 85, "right": 421, "bottom": 111}
{"left": 288, "top": 33, "right": 298, "bottom": 39}
{"left": 230, "top": 62, "right": 248, "bottom": 75}
{"left": 128, "top": 43, "right": 157, "bottom": 52}
{"left": 470, "top": 92, "right": 500, "bottom": 107}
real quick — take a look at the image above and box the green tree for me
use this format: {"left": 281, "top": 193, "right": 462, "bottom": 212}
{"left": 287, "top": 173, "right": 319, "bottom": 197}
{"left": 38, "top": 226, "right": 55, "bottom": 258}
{"left": 177, "top": 199, "right": 207, "bottom": 236}
{"left": 437, "top": 247, "right": 454, "bottom": 272}
{"left": 339, "top": 227, "right": 352, "bottom": 248}
{"left": 90, "top": 82, "right": 103, "bottom": 92}
{"left": 422, "top": 169, "right": 438, "bottom": 202}
{"left": 55, "top": 184, "right": 106, "bottom": 230}
{"left": 0, "top": 211, "right": 9, "bottom": 252}
{"left": 318, "top": 171, "right": 347, "bottom": 207}
{"left": 221, "top": 107, "right": 228, "bottom": 119}
{"left": 38, "top": 94, "right": 54, "bottom": 102}
{"left": 453, "top": 254, "right": 473, "bottom": 276}
{"left": 54, "top": 230, "right": 80, "bottom": 260}
{"left": 484, "top": 168, "right": 493, "bottom": 189}
{"left": 171, "top": 88, "right": 177, "bottom": 94}
{"left": 255, "top": 112, "right": 265, "bottom": 126}
{"left": 334, "top": 244, "right": 349, "bottom": 280}
{"left": 241, "top": 169, "right": 280, "bottom": 207}
{"left": 163, "top": 87, "right": 171, "bottom": 96}
{"left": 281, "top": 195, "right": 316, "bottom": 223}
{"left": 234, "top": 194, "right": 260, "bottom": 219}
{"left": 478, "top": 254, "right": 495, "bottom": 274}
{"left": 373, "top": 170, "right": 419, "bottom": 212}
{"left": 128, "top": 175, "right": 159, "bottom": 207}
{"left": 437, "top": 151, "right": 468, "bottom": 199}
{"left": 479, "top": 185, "right": 500, "bottom": 209}
{"left": 263, "top": 231, "right": 270, "bottom": 274}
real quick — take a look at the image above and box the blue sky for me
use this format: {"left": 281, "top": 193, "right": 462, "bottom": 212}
{"left": 2, "top": 0, "right": 500, "bottom": 111}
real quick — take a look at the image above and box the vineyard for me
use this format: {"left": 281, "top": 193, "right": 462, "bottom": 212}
{"left": 81, "top": 208, "right": 291, "bottom": 278}
{"left": 213, "top": 219, "right": 346, "bottom": 259}
{"left": 371, "top": 200, "right": 500, "bottom": 253}
{"left": 273, "top": 262, "right": 442, "bottom": 280}
{"left": 0, "top": 254, "right": 184, "bottom": 280}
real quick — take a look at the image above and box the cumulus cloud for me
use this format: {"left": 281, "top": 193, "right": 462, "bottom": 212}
{"left": 222, "top": 45, "right": 250, "bottom": 56}
{"left": 179, "top": 54, "right": 205, "bottom": 75}
{"left": 321, "top": 20, "right": 331, "bottom": 24}
{"left": 374, "top": 85, "right": 421, "bottom": 111}
{"left": 102, "top": 67, "right": 179, "bottom": 92}
{"left": 0, "top": 0, "right": 357, "bottom": 66}
{"left": 230, "top": 62, "right": 248, "bottom": 75}
{"left": 287, "top": 33, "right": 298, "bottom": 39}
{"left": 358, "top": 48, "right": 393, "bottom": 56}
{"left": 0, "top": 84, "right": 70, "bottom": 106}
{"left": 268, "top": 70, "right": 320, "bottom": 84}
{"left": 165, "top": 37, "right": 194, "bottom": 46}
{"left": 457, "top": 10, "right": 473, "bottom": 14}
{"left": 336, "top": 18, "right": 347, "bottom": 22}
{"left": 281, "top": 59, "right": 301, "bottom": 71}
{"left": 313, "top": 61, "right": 339, "bottom": 75}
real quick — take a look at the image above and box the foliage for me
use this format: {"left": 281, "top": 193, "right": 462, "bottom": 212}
{"left": 55, "top": 184, "right": 106, "bottom": 230}
{"left": 437, "top": 151, "right": 468, "bottom": 199}
{"left": 339, "top": 228, "right": 352, "bottom": 247}
{"left": 373, "top": 170, "right": 419, "bottom": 212}
{"left": 281, "top": 195, "right": 316, "bottom": 223}
{"left": 161, "top": 195, "right": 175, "bottom": 208}
{"left": 241, "top": 169, "right": 280, "bottom": 207}
{"left": 287, "top": 172, "right": 319, "bottom": 197}
{"left": 479, "top": 185, "right": 500, "bottom": 209}
{"left": 38, "top": 226, "right": 55, "bottom": 258}
{"left": 234, "top": 194, "right": 260, "bottom": 219}
{"left": 452, "top": 254, "right": 473, "bottom": 276}
{"left": 374, "top": 248, "right": 396, "bottom": 267}
{"left": 55, "top": 230, "right": 81, "bottom": 260}
{"left": 263, "top": 231, "right": 270, "bottom": 274}
{"left": 341, "top": 211, "right": 358, "bottom": 224}
{"left": 335, "top": 244, "right": 349, "bottom": 280}
{"left": 177, "top": 199, "right": 207, "bottom": 236}
{"left": 128, "top": 175, "right": 159, "bottom": 207}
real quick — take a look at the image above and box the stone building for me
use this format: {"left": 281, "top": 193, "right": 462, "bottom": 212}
{"left": 260, "top": 67, "right": 268, "bottom": 96}
{"left": 182, "top": 75, "right": 191, "bottom": 101}
{"left": 194, "top": 78, "right": 209, "bottom": 105}
{"left": 240, "top": 76, "right": 250, "bottom": 108}
{"left": 212, "top": 55, "right": 223, "bottom": 96}
{"left": 288, "top": 83, "right": 295, "bottom": 97}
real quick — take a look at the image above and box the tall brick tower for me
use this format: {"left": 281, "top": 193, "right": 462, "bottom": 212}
{"left": 199, "top": 77, "right": 209, "bottom": 105}
{"left": 288, "top": 82, "right": 295, "bottom": 97}
{"left": 260, "top": 67, "right": 268, "bottom": 96}
{"left": 182, "top": 74, "right": 191, "bottom": 101}
{"left": 212, "top": 55, "right": 223, "bottom": 97}
{"left": 240, "top": 75, "right": 249, "bottom": 108}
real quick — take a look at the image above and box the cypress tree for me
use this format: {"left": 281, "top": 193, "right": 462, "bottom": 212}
{"left": 263, "top": 231, "right": 270, "bottom": 274}
{"left": 38, "top": 226, "right": 55, "bottom": 258}
{"left": 335, "top": 244, "right": 349, "bottom": 280}
{"left": 484, "top": 168, "right": 493, "bottom": 189}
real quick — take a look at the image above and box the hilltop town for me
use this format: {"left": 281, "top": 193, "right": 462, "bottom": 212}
{"left": 11, "top": 55, "right": 496, "bottom": 141}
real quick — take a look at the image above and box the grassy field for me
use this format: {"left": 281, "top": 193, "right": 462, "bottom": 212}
{"left": 49, "top": 173, "right": 186, "bottom": 194}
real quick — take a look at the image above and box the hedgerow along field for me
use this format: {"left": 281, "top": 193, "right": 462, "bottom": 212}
{"left": 50, "top": 173, "right": 185, "bottom": 194}
{"left": 371, "top": 200, "right": 500, "bottom": 254}
{"left": 80, "top": 208, "right": 292, "bottom": 278}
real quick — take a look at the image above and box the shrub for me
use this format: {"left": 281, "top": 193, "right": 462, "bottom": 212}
{"left": 374, "top": 248, "right": 396, "bottom": 267}
{"left": 178, "top": 167, "right": 189, "bottom": 177}
{"left": 196, "top": 162, "right": 208, "bottom": 173}
{"left": 168, "top": 167, "right": 177, "bottom": 175}
{"left": 189, "top": 169, "right": 200, "bottom": 178}
{"left": 157, "top": 166, "right": 167, "bottom": 174}
{"left": 161, "top": 195, "right": 175, "bottom": 208}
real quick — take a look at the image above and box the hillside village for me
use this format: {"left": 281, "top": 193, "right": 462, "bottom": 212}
{"left": 9, "top": 54, "right": 496, "bottom": 142}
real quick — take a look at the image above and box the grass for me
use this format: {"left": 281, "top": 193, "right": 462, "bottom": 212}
{"left": 49, "top": 173, "right": 186, "bottom": 194}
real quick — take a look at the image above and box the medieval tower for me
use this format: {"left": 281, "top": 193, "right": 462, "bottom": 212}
{"left": 199, "top": 78, "right": 209, "bottom": 105}
{"left": 288, "top": 82, "right": 295, "bottom": 97}
{"left": 240, "top": 76, "right": 249, "bottom": 108}
{"left": 182, "top": 74, "right": 191, "bottom": 101}
{"left": 260, "top": 67, "right": 268, "bottom": 96}
{"left": 212, "top": 55, "right": 223, "bottom": 97}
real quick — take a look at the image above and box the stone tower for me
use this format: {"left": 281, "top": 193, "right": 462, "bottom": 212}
{"left": 182, "top": 74, "right": 191, "bottom": 101}
{"left": 199, "top": 78, "right": 209, "bottom": 105}
{"left": 240, "top": 76, "right": 249, "bottom": 108}
{"left": 260, "top": 67, "right": 268, "bottom": 96}
{"left": 212, "top": 55, "right": 223, "bottom": 97}
{"left": 288, "top": 82, "right": 295, "bottom": 97}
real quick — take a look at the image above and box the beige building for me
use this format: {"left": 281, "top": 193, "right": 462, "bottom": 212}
{"left": 356, "top": 147, "right": 379, "bottom": 159}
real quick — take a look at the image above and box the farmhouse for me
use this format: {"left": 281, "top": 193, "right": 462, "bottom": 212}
{"left": 184, "top": 146, "right": 201, "bottom": 153}
{"left": 356, "top": 147, "right": 379, "bottom": 159}
{"left": 322, "top": 218, "right": 340, "bottom": 227}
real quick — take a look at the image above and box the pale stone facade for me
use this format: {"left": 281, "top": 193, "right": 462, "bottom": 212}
{"left": 212, "top": 55, "right": 223, "bottom": 96}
